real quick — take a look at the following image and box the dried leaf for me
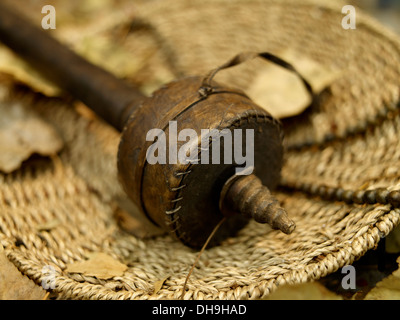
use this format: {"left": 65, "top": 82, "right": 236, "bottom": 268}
{"left": 248, "top": 49, "right": 342, "bottom": 119}
{"left": 74, "top": 34, "right": 143, "bottom": 80}
{"left": 0, "top": 101, "right": 64, "bottom": 173}
{"left": 36, "top": 219, "right": 61, "bottom": 232}
{"left": 152, "top": 276, "right": 170, "bottom": 295}
{"left": 65, "top": 252, "right": 128, "bottom": 280}
{"left": 114, "top": 197, "right": 166, "bottom": 239}
{"left": 0, "top": 244, "right": 46, "bottom": 299}
{"left": 265, "top": 281, "right": 342, "bottom": 300}
{"left": 0, "top": 47, "right": 61, "bottom": 96}
{"left": 386, "top": 224, "right": 400, "bottom": 254}
{"left": 364, "top": 257, "right": 400, "bottom": 300}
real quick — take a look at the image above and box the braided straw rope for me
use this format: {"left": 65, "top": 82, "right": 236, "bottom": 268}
{"left": 1, "top": 0, "right": 400, "bottom": 299}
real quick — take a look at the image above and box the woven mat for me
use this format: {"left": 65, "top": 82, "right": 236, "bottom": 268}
{"left": 1, "top": 0, "right": 400, "bottom": 299}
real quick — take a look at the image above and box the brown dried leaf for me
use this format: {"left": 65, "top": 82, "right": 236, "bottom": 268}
{"left": 65, "top": 252, "right": 128, "bottom": 280}
{"left": 0, "top": 244, "right": 46, "bottom": 299}
{"left": 0, "top": 101, "right": 64, "bottom": 173}
{"left": 113, "top": 198, "right": 166, "bottom": 239}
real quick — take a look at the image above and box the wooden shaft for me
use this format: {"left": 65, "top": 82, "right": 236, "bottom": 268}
{"left": 0, "top": 3, "right": 146, "bottom": 130}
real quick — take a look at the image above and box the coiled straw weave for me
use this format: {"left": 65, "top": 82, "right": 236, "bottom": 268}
{"left": 1, "top": 0, "right": 400, "bottom": 299}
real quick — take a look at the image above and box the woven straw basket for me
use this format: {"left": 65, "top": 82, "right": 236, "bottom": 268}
{"left": 1, "top": 0, "right": 400, "bottom": 299}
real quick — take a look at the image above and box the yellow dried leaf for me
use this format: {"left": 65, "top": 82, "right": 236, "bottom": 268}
{"left": 152, "top": 276, "right": 170, "bottom": 295}
{"left": 265, "top": 281, "right": 342, "bottom": 300}
{"left": 386, "top": 225, "right": 400, "bottom": 254}
{"left": 0, "top": 47, "right": 61, "bottom": 97}
{"left": 36, "top": 219, "right": 61, "bottom": 232}
{"left": 364, "top": 257, "right": 400, "bottom": 300}
{"left": 65, "top": 252, "right": 128, "bottom": 280}
{"left": 248, "top": 49, "right": 342, "bottom": 119}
